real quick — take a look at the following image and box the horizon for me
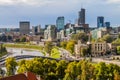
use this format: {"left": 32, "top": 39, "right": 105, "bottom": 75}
{"left": 0, "top": 0, "right": 120, "bottom": 28}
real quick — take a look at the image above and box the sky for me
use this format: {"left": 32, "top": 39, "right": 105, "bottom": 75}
{"left": 0, "top": 0, "right": 120, "bottom": 28}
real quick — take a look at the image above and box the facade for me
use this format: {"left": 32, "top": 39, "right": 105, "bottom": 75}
{"left": 19, "top": 21, "right": 30, "bottom": 34}
{"left": 74, "top": 40, "right": 88, "bottom": 57}
{"left": 57, "top": 30, "right": 65, "bottom": 40}
{"left": 104, "top": 22, "right": 110, "bottom": 28}
{"left": 78, "top": 8, "right": 85, "bottom": 24}
{"left": 44, "top": 25, "right": 57, "bottom": 41}
{"left": 91, "top": 28, "right": 107, "bottom": 40}
{"left": 56, "top": 16, "right": 65, "bottom": 31}
{"left": 91, "top": 42, "right": 111, "bottom": 56}
{"left": 0, "top": 72, "right": 41, "bottom": 80}
{"left": 97, "top": 16, "right": 104, "bottom": 28}
{"left": 32, "top": 25, "right": 41, "bottom": 35}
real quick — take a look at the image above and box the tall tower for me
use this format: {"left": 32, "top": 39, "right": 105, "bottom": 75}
{"left": 97, "top": 16, "right": 104, "bottom": 28}
{"left": 78, "top": 8, "right": 85, "bottom": 24}
{"left": 19, "top": 21, "right": 30, "bottom": 34}
{"left": 56, "top": 16, "right": 65, "bottom": 31}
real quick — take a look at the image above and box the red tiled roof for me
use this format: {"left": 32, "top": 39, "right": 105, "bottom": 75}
{"left": 27, "top": 72, "right": 38, "bottom": 80}
{"left": 0, "top": 72, "right": 38, "bottom": 80}
{"left": 0, "top": 74, "right": 28, "bottom": 80}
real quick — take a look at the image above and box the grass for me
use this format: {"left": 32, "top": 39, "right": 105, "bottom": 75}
{"left": 4, "top": 43, "right": 44, "bottom": 51}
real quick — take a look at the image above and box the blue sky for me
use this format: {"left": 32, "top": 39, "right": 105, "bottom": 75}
{"left": 0, "top": 0, "right": 120, "bottom": 28}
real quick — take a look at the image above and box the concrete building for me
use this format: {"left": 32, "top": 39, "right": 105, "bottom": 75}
{"left": 97, "top": 16, "right": 104, "bottom": 28}
{"left": 91, "top": 28, "right": 107, "bottom": 40}
{"left": 74, "top": 40, "right": 88, "bottom": 57}
{"left": 57, "top": 30, "right": 65, "bottom": 40}
{"left": 56, "top": 16, "right": 64, "bottom": 31}
{"left": 44, "top": 25, "right": 57, "bottom": 41}
{"left": 32, "top": 25, "right": 41, "bottom": 35}
{"left": 19, "top": 21, "right": 30, "bottom": 34}
{"left": 91, "top": 42, "right": 112, "bottom": 56}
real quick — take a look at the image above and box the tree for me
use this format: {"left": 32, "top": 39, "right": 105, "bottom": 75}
{"left": 17, "top": 60, "right": 27, "bottom": 73}
{"left": 100, "top": 34, "right": 113, "bottom": 43}
{"left": 6, "top": 57, "right": 17, "bottom": 76}
{"left": 95, "top": 62, "right": 108, "bottom": 80}
{"left": 44, "top": 41, "right": 53, "bottom": 55}
{"left": 71, "top": 32, "right": 88, "bottom": 43}
{"left": 14, "top": 38, "right": 20, "bottom": 42}
{"left": 80, "top": 48, "right": 88, "bottom": 57}
{"left": 20, "top": 37, "right": 26, "bottom": 42}
{"left": 114, "top": 71, "right": 120, "bottom": 80}
{"left": 7, "top": 35, "right": 12, "bottom": 41}
{"left": 66, "top": 41, "right": 76, "bottom": 54}
{"left": 60, "top": 41, "right": 67, "bottom": 49}
{"left": 56, "top": 60, "right": 68, "bottom": 79}
{"left": 112, "top": 39, "right": 120, "bottom": 45}
{"left": 51, "top": 47, "right": 60, "bottom": 58}
{"left": 64, "top": 62, "right": 77, "bottom": 80}
{"left": 0, "top": 35, "right": 7, "bottom": 42}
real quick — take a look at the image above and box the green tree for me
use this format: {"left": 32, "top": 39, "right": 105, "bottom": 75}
{"left": 64, "top": 62, "right": 77, "bottom": 80}
{"left": 66, "top": 41, "right": 76, "bottom": 54}
{"left": 60, "top": 41, "right": 67, "bottom": 49}
{"left": 17, "top": 60, "right": 27, "bottom": 73}
{"left": 51, "top": 47, "right": 60, "bottom": 58}
{"left": 20, "top": 37, "right": 26, "bottom": 42}
{"left": 7, "top": 35, "right": 12, "bottom": 41}
{"left": 71, "top": 32, "right": 88, "bottom": 43}
{"left": 6, "top": 57, "right": 17, "bottom": 76}
{"left": 114, "top": 71, "right": 120, "bottom": 80}
{"left": 95, "top": 62, "right": 108, "bottom": 80}
{"left": 56, "top": 60, "right": 68, "bottom": 79}
{"left": 44, "top": 41, "right": 53, "bottom": 55}
{"left": 80, "top": 48, "right": 88, "bottom": 57}
{"left": 100, "top": 34, "right": 113, "bottom": 43}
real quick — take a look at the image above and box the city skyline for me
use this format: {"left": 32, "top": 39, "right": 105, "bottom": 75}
{"left": 0, "top": 0, "right": 120, "bottom": 28}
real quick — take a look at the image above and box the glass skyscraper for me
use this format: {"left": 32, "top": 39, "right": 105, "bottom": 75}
{"left": 97, "top": 16, "right": 104, "bottom": 28}
{"left": 56, "top": 16, "right": 64, "bottom": 31}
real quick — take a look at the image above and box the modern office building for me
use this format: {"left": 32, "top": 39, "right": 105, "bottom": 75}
{"left": 104, "top": 22, "right": 110, "bottom": 28}
{"left": 78, "top": 8, "right": 85, "bottom": 24}
{"left": 19, "top": 21, "right": 30, "bottom": 34}
{"left": 97, "top": 16, "right": 104, "bottom": 28}
{"left": 56, "top": 16, "right": 64, "bottom": 31}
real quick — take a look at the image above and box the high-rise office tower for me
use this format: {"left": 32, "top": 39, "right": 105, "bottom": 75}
{"left": 97, "top": 16, "right": 104, "bottom": 28}
{"left": 19, "top": 21, "right": 30, "bottom": 34}
{"left": 104, "top": 22, "right": 110, "bottom": 28}
{"left": 78, "top": 8, "right": 85, "bottom": 24}
{"left": 56, "top": 16, "right": 65, "bottom": 31}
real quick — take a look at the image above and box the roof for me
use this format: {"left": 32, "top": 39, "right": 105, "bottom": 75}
{"left": 0, "top": 72, "right": 38, "bottom": 80}
{"left": 0, "top": 74, "right": 28, "bottom": 80}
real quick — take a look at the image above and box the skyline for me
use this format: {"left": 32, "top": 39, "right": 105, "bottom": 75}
{"left": 0, "top": 0, "right": 120, "bottom": 28}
